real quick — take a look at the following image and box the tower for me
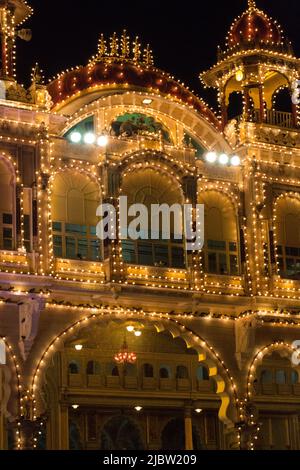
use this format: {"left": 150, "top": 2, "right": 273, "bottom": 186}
{"left": 201, "top": 0, "right": 299, "bottom": 130}
{"left": 0, "top": 0, "right": 32, "bottom": 80}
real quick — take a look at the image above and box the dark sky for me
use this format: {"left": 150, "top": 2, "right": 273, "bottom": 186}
{"left": 17, "top": 0, "right": 300, "bottom": 111}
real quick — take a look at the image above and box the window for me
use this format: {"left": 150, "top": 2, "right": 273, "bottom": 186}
{"left": 275, "top": 370, "right": 287, "bottom": 385}
{"left": 199, "top": 193, "right": 240, "bottom": 276}
{"left": 52, "top": 222, "right": 101, "bottom": 261}
{"left": 197, "top": 365, "right": 209, "bottom": 381}
{"left": 275, "top": 201, "right": 300, "bottom": 279}
{"left": 176, "top": 365, "right": 189, "bottom": 379}
{"left": 277, "top": 245, "right": 300, "bottom": 278}
{"left": 143, "top": 363, "right": 154, "bottom": 378}
{"left": 122, "top": 239, "right": 185, "bottom": 268}
{"left": 51, "top": 171, "right": 101, "bottom": 262}
{"left": 159, "top": 367, "right": 171, "bottom": 379}
{"left": 23, "top": 214, "right": 31, "bottom": 252}
{"left": 260, "top": 369, "right": 273, "bottom": 384}
{"left": 291, "top": 370, "right": 298, "bottom": 385}
{"left": 120, "top": 169, "right": 185, "bottom": 269}
{"left": 204, "top": 239, "right": 239, "bottom": 275}
{"left": 1, "top": 213, "right": 13, "bottom": 250}
{"left": 0, "top": 159, "right": 14, "bottom": 251}
{"left": 86, "top": 360, "right": 101, "bottom": 375}
{"left": 69, "top": 361, "right": 80, "bottom": 374}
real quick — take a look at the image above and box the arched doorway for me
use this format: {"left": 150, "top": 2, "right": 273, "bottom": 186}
{"left": 100, "top": 415, "right": 144, "bottom": 450}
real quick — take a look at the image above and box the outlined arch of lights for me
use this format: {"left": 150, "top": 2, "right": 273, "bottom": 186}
{"left": 30, "top": 306, "right": 239, "bottom": 428}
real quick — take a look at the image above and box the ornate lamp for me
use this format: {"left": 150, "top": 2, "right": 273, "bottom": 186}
{"left": 114, "top": 339, "right": 136, "bottom": 365}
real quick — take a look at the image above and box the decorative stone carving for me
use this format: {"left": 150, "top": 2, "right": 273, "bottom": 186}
{"left": 18, "top": 296, "right": 45, "bottom": 361}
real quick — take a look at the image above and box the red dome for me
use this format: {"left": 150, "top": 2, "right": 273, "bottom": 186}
{"left": 227, "top": 4, "right": 283, "bottom": 48}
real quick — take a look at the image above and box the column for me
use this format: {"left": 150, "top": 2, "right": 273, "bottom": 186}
{"left": 184, "top": 407, "right": 193, "bottom": 451}
{"left": 58, "top": 404, "right": 69, "bottom": 450}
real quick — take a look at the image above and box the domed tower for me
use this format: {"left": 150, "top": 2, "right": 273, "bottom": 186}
{"left": 201, "top": 0, "right": 300, "bottom": 131}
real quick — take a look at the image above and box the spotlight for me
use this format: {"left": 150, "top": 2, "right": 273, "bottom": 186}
{"left": 142, "top": 98, "right": 153, "bottom": 105}
{"left": 230, "top": 155, "right": 241, "bottom": 166}
{"left": 134, "top": 406, "right": 143, "bottom": 412}
{"left": 97, "top": 135, "right": 109, "bottom": 147}
{"left": 195, "top": 408, "right": 203, "bottom": 414}
{"left": 219, "top": 153, "right": 229, "bottom": 165}
{"left": 134, "top": 330, "right": 142, "bottom": 337}
{"left": 83, "top": 132, "right": 96, "bottom": 144}
{"left": 127, "top": 325, "right": 134, "bottom": 332}
{"left": 74, "top": 344, "right": 83, "bottom": 351}
{"left": 72, "top": 404, "right": 79, "bottom": 409}
{"left": 205, "top": 151, "right": 217, "bottom": 163}
{"left": 69, "top": 131, "right": 81, "bottom": 143}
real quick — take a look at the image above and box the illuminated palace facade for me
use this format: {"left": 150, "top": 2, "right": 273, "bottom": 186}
{"left": 1, "top": 0, "right": 300, "bottom": 451}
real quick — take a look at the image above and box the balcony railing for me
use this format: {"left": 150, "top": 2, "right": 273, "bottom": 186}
{"left": 254, "top": 109, "right": 295, "bottom": 129}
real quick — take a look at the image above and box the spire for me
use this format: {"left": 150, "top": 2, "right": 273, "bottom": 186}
{"left": 248, "top": 0, "right": 256, "bottom": 9}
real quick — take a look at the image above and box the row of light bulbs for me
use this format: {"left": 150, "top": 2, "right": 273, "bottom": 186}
{"left": 204, "top": 152, "right": 241, "bottom": 166}
{"left": 69, "top": 130, "right": 109, "bottom": 147}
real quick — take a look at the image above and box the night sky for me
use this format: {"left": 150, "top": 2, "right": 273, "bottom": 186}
{"left": 17, "top": 0, "right": 300, "bottom": 111}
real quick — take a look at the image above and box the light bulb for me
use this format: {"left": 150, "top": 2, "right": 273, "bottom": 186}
{"left": 74, "top": 344, "right": 83, "bottom": 351}
{"left": 72, "top": 404, "right": 79, "bottom": 409}
{"left": 97, "top": 135, "right": 109, "bottom": 147}
{"left": 134, "top": 330, "right": 142, "bottom": 337}
{"left": 219, "top": 153, "right": 229, "bottom": 165}
{"left": 134, "top": 406, "right": 143, "bottom": 412}
{"left": 83, "top": 132, "right": 96, "bottom": 144}
{"left": 205, "top": 151, "right": 217, "bottom": 163}
{"left": 127, "top": 325, "right": 134, "bottom": 332}
{"left": 231, "top": 155, "right": 241, "bottom": 166}
{"left": 69, "top": 131, "right": 81, "bottom": 143}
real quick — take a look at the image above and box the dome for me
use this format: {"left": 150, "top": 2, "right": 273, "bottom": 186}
{"left": 226, "top": 1, "right": 284, "bottom": 49}
{"left": 48, "top": 32, "right": 221, "bottom": 130}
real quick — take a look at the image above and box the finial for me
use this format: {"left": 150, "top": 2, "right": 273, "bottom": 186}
{"left": 248, "top": 0, "right": 256, "bottom": 9}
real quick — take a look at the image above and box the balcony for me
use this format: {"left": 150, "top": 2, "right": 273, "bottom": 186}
{"left": 253, "top": 109, "right": 295, "bottom": 130}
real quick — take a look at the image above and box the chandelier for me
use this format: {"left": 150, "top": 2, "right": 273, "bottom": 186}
{"left": 114, "top": 339, "right": 136, "bottom": 364}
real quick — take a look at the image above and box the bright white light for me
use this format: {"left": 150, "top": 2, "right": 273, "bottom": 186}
{"left": 195, "top": 408, "right": 203, "bottom": 414}
{"left": 205, "top": 151, "right": 217, "bottom": 163}
{"left": 142, "top": 98, "right": 153, "bottom": 105}
{"left": 134, "top": 330, "right": 142, "bottom": 337}
{"left": 72, "top": 404, "right": 79, "bottom": 409}
{"left": 127, "top": 325, "right": 134, "bottom": 332}
{"left": 231, "top": 155, "right": 241, "bottom": 166}
{"left": 83, "top": 132, "right": 96, "bottom": 144}
{"left": 97, "top": 135, "right": 109, "bottom": 147}
{"left": 219, "top": 153, "right": 229, "bottom": 165}
{"left": 70, "top": 131, "right": 81, "bottom": 143}
{"left": 134, "top": 406, "right": 143, "bottom": 412}
{"left": 74, "top": 344, "right": 83, "bottom": 351}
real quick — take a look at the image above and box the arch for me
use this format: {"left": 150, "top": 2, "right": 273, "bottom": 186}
{"left": 198, "top": 190, "right": 240, "bottom": 275}
{"left": 120, "top": 165, "right": 186, "bottom": 268}
{"left": 59, "top": 92, "right": 229, "bottom": 156}
{"left": 246, "top": 341, "right": 299, "bottom": 398}
{"left": 30, "top": 311, "right": 238, "bottom": 428}
{"left": 274, "top": 193, "right": 300, "bottom": 278}
{"left": 0, "top": 155, "right": 16, "bottom": 251}
{"left": 49, "top": 169, "right": 101, "bottom": 261}
{"left": 100, "top": 415, "right": 144, "bottom": 450}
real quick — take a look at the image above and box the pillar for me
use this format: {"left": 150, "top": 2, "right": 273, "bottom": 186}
{"left": 184, "top": 407, "right": 193, "bottom": 451}
{"left": 58, "top": 404, "right": 69, "bottom": 450}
